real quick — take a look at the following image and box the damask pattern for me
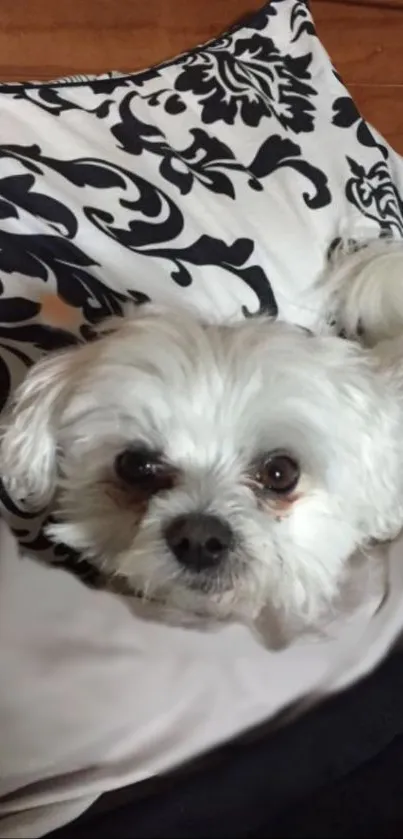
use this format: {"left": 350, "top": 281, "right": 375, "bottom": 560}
{"left": 0, "top": 0, "right": 402, "bottom": 576}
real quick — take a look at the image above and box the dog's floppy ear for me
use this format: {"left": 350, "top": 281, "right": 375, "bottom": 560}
{"left": 0, "top": 348, "right": 80, "bottom": 509}
{"left": 0, "top": 306, "right": 148, "bottom": 511}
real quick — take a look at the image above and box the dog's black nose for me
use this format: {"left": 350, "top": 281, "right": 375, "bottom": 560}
{"left": 165, "top": 513, "right": 233, "bottom": 572}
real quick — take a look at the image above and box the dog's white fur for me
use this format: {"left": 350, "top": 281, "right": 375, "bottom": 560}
{"left": 3, "top": 239, "right": 403, "bottom": 634}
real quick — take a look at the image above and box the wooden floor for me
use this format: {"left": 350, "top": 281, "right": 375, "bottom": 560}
{"left": 0, "top": 0, "right": 402, "bottom": 152}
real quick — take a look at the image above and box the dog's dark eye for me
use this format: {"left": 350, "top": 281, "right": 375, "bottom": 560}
{"left": 256, "top": 452, "right": 300, "bottom": 495}
{"left": 114, "top": 447, "right": 173, "bottom": 493}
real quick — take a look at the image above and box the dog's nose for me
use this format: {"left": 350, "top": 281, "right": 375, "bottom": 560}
{"left": 164, "top": 513, "right": 233, "bottom": 572}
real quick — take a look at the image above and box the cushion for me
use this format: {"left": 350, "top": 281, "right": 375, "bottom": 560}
{"left": 1, "top": 0, "right": 403, "bottom": 563}
{"left": 1, "top": 0, "right": 403, "bottom": 836}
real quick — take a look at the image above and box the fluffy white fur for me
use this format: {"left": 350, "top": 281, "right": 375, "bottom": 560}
{"left": 3, "top": 239, "right": 403, "bottom": 635}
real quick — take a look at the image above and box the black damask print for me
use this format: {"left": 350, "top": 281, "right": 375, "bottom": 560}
{"left": 0, "top": 296, "right": 39, "bottom": 323}
{"left": 0, "top": 354, "right": 10, "bottom": 414}
{"left": 37, "top": 154, "right": 186, "bottom": 247}
{"left": 0, "top": 228, "right": 96, "bottom": 284}
{"left": 0, "top": 143, "right": 185, "bottom": 246}
{"left": 290, "top": 0, "right": 316, "bottom": 43}
{"left": 129, "top": 234, "right": 278, "bottom": 316}
{"left": 0, "top": 322, "right": 79, "bottom": 352}
{"left": 32, "top": 513, "right": 105, "bottom": 586}
{"left": 226, "top": 0, "right": 279, "bottom": 34}
{"left": 0, "top": 308, "right": 79, "bottom": 411}
{"left": 332, "top": 97, "right": 388, "bottom": 160}
{"left": 0, "top": 173, "right": 78, "bottom": 236}
{"left": 7, "top": 75, "right": 131, "bottom": 117}
{"left": 0, "top": 174, "right": 148, "bottom": 400}
{"left": 0, "top": 227, "right": 142, "bottom": 327}
{"left": 345, "top": 157, "right": 403, "bottom": 235}
{"left": 249, "top": 134, "right": 331, "bottom": 209}
{"left": 10, "top": 85, "right": 86, "bottom": 116}
{"left": 54, "top": 551, "right": 105, "bottom": 587}
{"left": 174, "top": 33, "right": 317, "bottom": 131}
{"left": 0, "top": 480, "right": 102, "bottom": 585}
{"left": 112, "top": 98, "right": 262, "bottom": 198}
{"left": 0, "top": 143, "right": 275, "bottom": 312}
{"left": 137, "top": 88, "right": 187, "bottom": 116}
{"left": 87, "top": 76, "right": 131, "bottom": 96}
{"left": 246, "top": 1, "right": 278, "bottom": 26}
{"left": 159, "top": 128, "right": 253, "bottom": 197}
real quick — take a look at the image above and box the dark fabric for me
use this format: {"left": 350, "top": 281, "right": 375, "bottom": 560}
{"left": 267, "top": 732, "right": 403, "bottom": 838}
{"left": 47, "top": 650, "right": 403, "bottom": 839}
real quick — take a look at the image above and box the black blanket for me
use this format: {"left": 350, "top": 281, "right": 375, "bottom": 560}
{"left": 48, "top": 650, "right": 403, "bottom": 839}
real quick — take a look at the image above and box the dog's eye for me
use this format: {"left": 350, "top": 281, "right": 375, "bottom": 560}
{"left": 256, "top": 452, "right": 300, "bottom": 495}
{"left": 114, "top": 447, "right": 173, "bottom": 493}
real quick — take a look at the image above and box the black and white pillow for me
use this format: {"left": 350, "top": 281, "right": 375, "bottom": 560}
{"left": 0, "top": 0, "right": 402, "bottom": 571}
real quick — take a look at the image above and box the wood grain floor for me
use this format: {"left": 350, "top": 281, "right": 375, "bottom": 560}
{"left": 0, "top": 0, "right": 402, "bottom": 153}
{"left": 315, "top": 1, "right": 403, "bottom": 153}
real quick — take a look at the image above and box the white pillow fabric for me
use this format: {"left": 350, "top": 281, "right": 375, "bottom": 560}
{"left": 1, "top": 522, "right": 403, "bottom": 839}
{"left": 1, "top": 0, "right": 403, "bottom": 835}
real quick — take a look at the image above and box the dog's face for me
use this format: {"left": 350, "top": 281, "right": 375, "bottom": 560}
{"left": 2, "top": 307, "right": 402, "bottom": 633}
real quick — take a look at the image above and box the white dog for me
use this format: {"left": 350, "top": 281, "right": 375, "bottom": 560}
{"left": 2, "top": 239, "right": 403, "bottom": 635}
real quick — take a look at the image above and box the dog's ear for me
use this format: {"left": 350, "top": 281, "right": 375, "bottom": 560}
{"left": 354, "top": 335, "right": 403, "bottom": 543}
{"left": 0, "top": 348, "right": 80, "bottom": 509}
{"left": 0, "top": 307, "right": 148, "bottom": 511}
{"left": 318, "top": 238, "right": 403, "bottom": 346}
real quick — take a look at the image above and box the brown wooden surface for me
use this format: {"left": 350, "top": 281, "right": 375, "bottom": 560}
{"left": 0, "top": 0, "right": 402, "bottom": 153}
{"left": 315, "top": 1, "right": 403, "bottom": 152}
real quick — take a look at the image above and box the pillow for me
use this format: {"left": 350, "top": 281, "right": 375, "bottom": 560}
{"left": 1, "top": 1, "right": 403, "bottom": 835}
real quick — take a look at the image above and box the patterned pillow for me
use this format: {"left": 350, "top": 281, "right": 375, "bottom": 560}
{"left": 0, "top": 0, "right": 402, "bottom": 571}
